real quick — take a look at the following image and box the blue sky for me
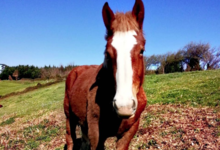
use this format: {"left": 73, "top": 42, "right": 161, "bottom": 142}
{"left": 0, "top": 0, "right": 220, "bottom": 67}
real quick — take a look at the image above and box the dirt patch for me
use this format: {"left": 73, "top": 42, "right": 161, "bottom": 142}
{"left": 129, "top": 104, "right": 220, "bottom": 150}
{"left": 0, "top": 80, "right": 63, "bottom": 101}
{"left": 1, "top": 104, "right": 219, "bottom": 149}
{"left": 0, "top": 111, "right": 67, "bottom": 149}
{"left": 37, "top": 83, "right": 42, "bottom": 87}
{"left": 104, "top": 104, "right": 220, "bottom": 149}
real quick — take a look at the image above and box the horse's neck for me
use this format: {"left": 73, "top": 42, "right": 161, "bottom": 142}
{"left": 95, "top": 67, "right": 116, "bottom": 104}
{"left": 98, "top": 66, "right": 115, "bottom": 88}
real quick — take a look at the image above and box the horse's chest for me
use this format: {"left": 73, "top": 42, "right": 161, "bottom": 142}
{"left": 97, "top": 104, "right": 135, "bottom": 136}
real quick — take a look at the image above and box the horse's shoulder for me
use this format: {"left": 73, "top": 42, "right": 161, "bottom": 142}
{"left": 66, "top": 65, "right": 101, "bottom": 90}
{"left": 67, "top": 65, "right": 99, "bottom": 79}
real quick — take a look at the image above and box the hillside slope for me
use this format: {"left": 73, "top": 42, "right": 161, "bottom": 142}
{"left": 0, "top": 79, "right": 55, "bottom": 97}
{"left": 0, "top": 70, "right": 220, "bottom": 149}
{"left": 144, "top": 69, "right": 220, "bottom": 107}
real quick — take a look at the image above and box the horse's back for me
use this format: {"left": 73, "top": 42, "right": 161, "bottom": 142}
{"left": 65, "top": 65, "right": 100, "bottom": 124}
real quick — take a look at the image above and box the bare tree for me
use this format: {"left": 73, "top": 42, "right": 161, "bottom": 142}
{"left": 145, "top": 42, "right": 220, "bottom": 74}
{"left": 181, "top": 42, "right": 220, "bottom": 70}
{"left": 201, "top": 47, "right": 220, "bottom": 70}
{"left": 8, "top": 75, "right": 13, "bottom": 81}
{"left": 158, "top": 53, "right": 169, "bottom": 74}
{"left": 182, "top": 42, "right": 210, "bottom": 71}
{"left": 12, "top": 69, "right": 19, "bottom": 80}
{"left": 144, "top": 55, "right": 160, "bottom": 70}
{"left": 158, "top": 53, "right": 177, "bottom": 74}
{"left": 41, "top": 68, "right": 52, "bottom": 80}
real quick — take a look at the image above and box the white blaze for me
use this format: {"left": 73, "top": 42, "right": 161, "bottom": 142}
{"left": 111, "top": 30, "right": 137, "bottom": 107}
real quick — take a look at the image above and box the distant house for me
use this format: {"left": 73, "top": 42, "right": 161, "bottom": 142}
{"left": 0, "top": 66, "right": 2, "bottom": 74}
{"left": 0, "top": 64, "right": 8, "bottom": 74}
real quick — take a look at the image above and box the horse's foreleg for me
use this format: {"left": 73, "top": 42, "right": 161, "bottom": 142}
{"left": 65, "top": 118, "right": 74, "bottom": 150}
{"left": 87, "top": 115, "right": 100, "bottom": 150}
{"left": 87, "top": 104, "right": 100, "bottom": 150}
{"left": 86, "top": 86, "right": 102, "bottom": 150}
{"left": 64, "top": 94, "right": 76, "bottom": 150}
{"left": 116, "top": 119, "right": 140, "bottom": 150}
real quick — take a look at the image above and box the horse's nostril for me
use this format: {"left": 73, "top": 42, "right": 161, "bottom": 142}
{"left": 113, "top": 100, "right": 118, "bottom": 109}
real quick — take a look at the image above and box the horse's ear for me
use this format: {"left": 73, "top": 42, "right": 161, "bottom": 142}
{"left": 132, "top": 0, "right": 144, "bottom": 29}
{"left": 102, "top": 2, "right": 115, "bottom": 31}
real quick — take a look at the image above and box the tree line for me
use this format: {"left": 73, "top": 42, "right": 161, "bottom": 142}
{"left": 1, "top": 42, "right": 219, "bottom": 80}
{"left": 0, "top": 64, "right": 77, "bottom": 80}
{"left": 145, "top": 42, "right": 220, "bottom": 74}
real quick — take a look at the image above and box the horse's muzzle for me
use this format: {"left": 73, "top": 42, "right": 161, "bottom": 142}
{"left": 113, "top": 99, "right": 136, "bottom": 117}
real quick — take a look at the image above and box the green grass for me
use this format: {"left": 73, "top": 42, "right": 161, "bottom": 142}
{"left": 1, "top": 69, "right": 219, "bottom": 123}
{"left": 0, "top": 81, "right": 65, "bottom": 149}
{"left": 0, "top": 79, "right": 55, "bottom": 96}
{"left": 0, "top": 69, "right": 219, "bottom": 123}
{"left": 0, "top": 81, "right": 65, "bottom": 121}
{"left": 0, "top": 70, "right": 220, "bottom": 149}
{"left": 1, "top": 118, "right": 63, "bottom": 149}
{"left": 144, "top": 69, "right": 220, "bottom": 107}
{"left": 0, "top": 117, "right": 15, "bottom": 126}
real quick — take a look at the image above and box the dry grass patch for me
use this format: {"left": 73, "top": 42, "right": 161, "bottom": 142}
{"left": 0, "top": 111, "right": 67, "bottom": 150}
{"left": 1, "top": 104, "right": 219, "bottom": 149}
{"left": 130, "top": 104, "right": 220, "bottom": 150}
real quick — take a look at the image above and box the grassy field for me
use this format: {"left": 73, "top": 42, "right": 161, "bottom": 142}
{"left": 0, "top": 81, "right": 66, "bottom": 149}
{"left": 0, "top": 82, "right": 65, "bottom": 120}
{"left": 0, "top": 70, "right": 220, "bottom": 149}
{"left": 145, "top": 69, "right": 220, "bottom": 107}
{"left": 0, "top": 79, "right": 55, "bottom": 96}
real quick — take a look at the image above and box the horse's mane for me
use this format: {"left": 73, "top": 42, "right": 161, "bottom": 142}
{"left": 112, "top": 12, "right": 139, "bottom": 32}
{"left": 105, "top": 12, "right": 139, "bottom": 39}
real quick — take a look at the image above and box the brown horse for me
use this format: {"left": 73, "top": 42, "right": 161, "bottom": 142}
{"left": 64, "top": 0, "right": 147, "bottom": 149}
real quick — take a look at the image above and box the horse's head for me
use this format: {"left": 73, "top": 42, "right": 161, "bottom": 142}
{"left": 102, "top": 0, "right": 145, "bottom": 117}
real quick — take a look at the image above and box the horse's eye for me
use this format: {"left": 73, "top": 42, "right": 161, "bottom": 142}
{"left": 140, "top": 49, "right": 144, "bottom": 55}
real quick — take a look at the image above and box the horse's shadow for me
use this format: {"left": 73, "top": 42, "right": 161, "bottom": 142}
{"left": 64, "top": 138, "right": 80, "bottom": 150}
{"left": 64, "top": 138, "right": 90, "bottom": 150}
